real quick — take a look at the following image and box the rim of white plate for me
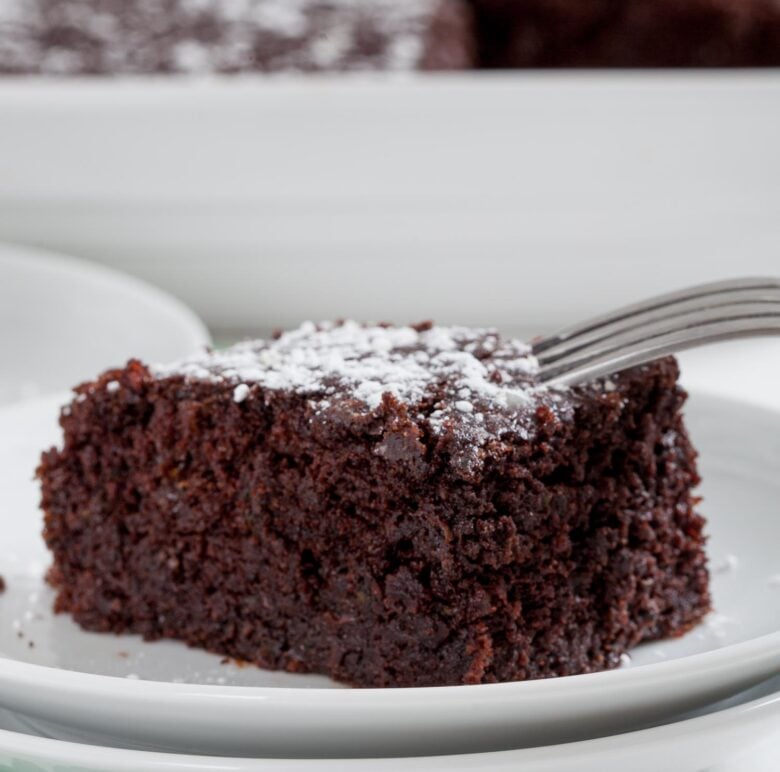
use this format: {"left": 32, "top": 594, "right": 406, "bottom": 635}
{"left": 0, "top": 668, "right": 779, "bottom": 770}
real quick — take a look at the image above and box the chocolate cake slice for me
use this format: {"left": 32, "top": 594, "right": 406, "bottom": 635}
{"left": 0, "top": 0, "right": 474, "bottom": 75}
{"left": 39, "top": 322, "right": 709, "bottom": 687}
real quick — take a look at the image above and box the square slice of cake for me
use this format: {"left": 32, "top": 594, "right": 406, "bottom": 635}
{"left": 39, "top": 321, "right": 709, "bottom": 687}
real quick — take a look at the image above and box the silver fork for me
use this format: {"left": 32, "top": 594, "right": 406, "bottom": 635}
{"left": 533, "top": 277, "right": 780, "bottom": 387}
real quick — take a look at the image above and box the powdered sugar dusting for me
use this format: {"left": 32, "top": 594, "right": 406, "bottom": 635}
{"left": 713, "top": 553, "right": 739, "bottom": 574}
{"left": 153, "top": 321, "right": 545, "bottom": 455}
{"left": 155, "top": 321, "right": 539, "bottom": 408}
{"left": 233, "top": 383, "right": 251, "bottom": 403}
{"left": 704, "top": 612, "right": 740, "bottom": 640}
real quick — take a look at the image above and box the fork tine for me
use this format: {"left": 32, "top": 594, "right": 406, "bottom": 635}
{"left": 538, "top": 306, "right": 780, "bottom": 386}
{"left": 533, "top": 277, "right": 780, "bottom": 358}
{"left": 536, "top": 289, "right": 780, "bottom": 366}
{"left": 540, "top": 300, "right": 780, "bottom": 374}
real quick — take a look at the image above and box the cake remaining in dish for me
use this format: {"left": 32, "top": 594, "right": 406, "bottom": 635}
{"left": 1, "top": 0, "right": 778, "bottom": 73}
{"left": 39, "top": 321, "right": 709, "bottom": 687}
{"left": 0, "top": 0, "right": 475, "bottom": 74}
{"left": 474, "top": 0, "right": 780, "bottom": 68}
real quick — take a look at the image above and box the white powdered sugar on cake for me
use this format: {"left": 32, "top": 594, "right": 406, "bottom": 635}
{"left": 152, "top": 321, "right": 543, "bottom": 437}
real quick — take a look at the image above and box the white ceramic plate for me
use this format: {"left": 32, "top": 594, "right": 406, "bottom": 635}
{"left": 0, "top": 242, "right": 210, "bottom": 405}
{"left": 0, "top": 678, "right": 779, "bottom": 772}
{"left": 0, "top": 391, "right": 779, "bottom": 758}
{"left": 0, "top": 74, "right": 777, "bottom": 333}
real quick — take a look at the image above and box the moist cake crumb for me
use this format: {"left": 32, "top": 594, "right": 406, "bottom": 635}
{"left": 38, "top": 321, "right": 710, "bottom": 687}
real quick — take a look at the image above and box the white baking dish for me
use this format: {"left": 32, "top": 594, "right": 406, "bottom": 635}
{"left": 0, "top": 72, "right": 777, "bottom": 331}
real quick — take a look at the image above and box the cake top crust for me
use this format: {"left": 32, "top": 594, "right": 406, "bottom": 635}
{"left": 150, "top": 321, "right": 562, "bottom": 463}
{"left": 84, "top": 318, "right": 645, "bottom": 476}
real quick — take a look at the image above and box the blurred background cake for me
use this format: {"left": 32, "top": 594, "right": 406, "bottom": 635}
{"left": 0, "top": 0, "right": 778, "bottom": 75}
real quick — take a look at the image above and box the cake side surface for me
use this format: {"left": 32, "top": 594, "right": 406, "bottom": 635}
{"left": 39, "top": 322, "right": 709, "bottom": 687}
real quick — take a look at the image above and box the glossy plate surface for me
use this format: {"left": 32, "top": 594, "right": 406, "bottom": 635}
{"left": 0, "top": 678, "right": 779, "bottom": 772}
{"left": 0, "top": 242, "right": 210, "bottom": 405}
{"left": 0, "top": 392, "right": 779, "bottom": 757}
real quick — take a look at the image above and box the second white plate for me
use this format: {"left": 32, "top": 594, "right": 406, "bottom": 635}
{"left": 0, "top": 243, "right": 210, "bottom": 406}
{"left": 1, "top": 678, "right": 779, "bottom": 772}
{"left": 0, "top": 391, "right": 779, "bottom": 757}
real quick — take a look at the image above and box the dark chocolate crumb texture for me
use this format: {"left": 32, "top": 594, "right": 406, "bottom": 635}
{"left": 39, "top": 322, "right": 709, "bottom": 687}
